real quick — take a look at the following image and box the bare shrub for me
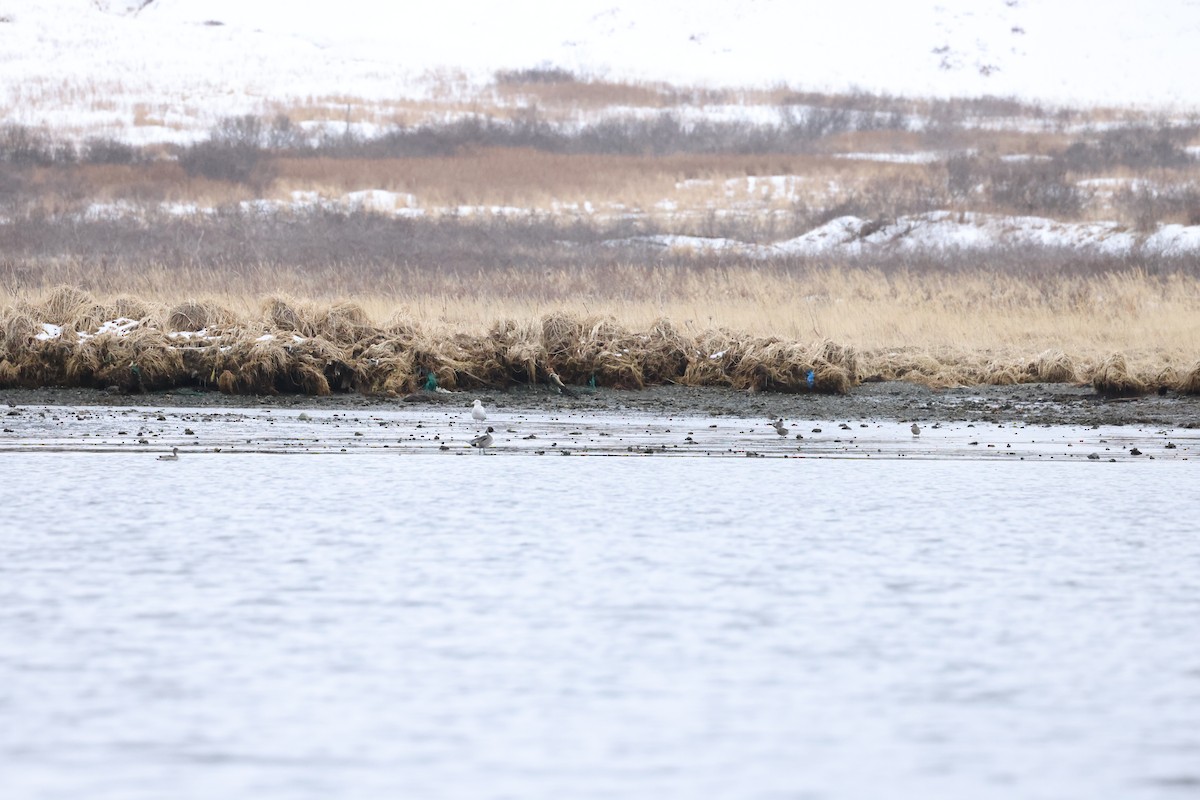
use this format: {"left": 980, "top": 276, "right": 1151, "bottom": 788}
{"left": 495, "top": 66, "right": 578, "bottom": 85}
{"left": 1059, "top": 124, "right": 1197, "bottom": 172}
{"left": 0, "top": 125, "right": 75, "bottom": 166}
{"left": 944, "top": 154, "right": 982, "bottom": 201}
{"left": 1115, "top": 184, "right": 1200, "bottom": 232}
{"left": 986, "top": 160, "right": 1085, "bottom": 217}
{"left": 266, "top": 113, "right": 308, "bottom": 151}
{"left": 177, "top": 115, "right": 274, "bottom": 186}
{"left": 82, "top": 137, "right": 138, "bottom": 165}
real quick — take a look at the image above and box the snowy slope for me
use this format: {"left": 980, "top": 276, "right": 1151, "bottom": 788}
{"left": 0, "top": 0, "right": 1198, "bottom": 142}
{"left": 608, "top": 212, "right": 1200, "bottom": 259}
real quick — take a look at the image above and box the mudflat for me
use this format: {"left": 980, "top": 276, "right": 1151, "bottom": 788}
{"left": 3, "top": 382, "right": 1196, "bottom": 429}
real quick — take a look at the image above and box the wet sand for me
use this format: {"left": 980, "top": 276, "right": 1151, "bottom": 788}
{"left": 1, "top": 383, "right": 1195, "bottom": 461}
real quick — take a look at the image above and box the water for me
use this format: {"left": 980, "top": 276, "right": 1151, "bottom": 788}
{"left": 2, "top": 431, "right": 1199, "bottom": 798}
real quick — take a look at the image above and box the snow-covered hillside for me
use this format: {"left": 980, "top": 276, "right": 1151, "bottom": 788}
{"left": 3, "top": 0, "right": 1199, "bottom": 259}
{"left": 1, "top": 0, "right": 1198, "bottom": 142}
{"left": 611, "top": 212, "right": 1200, "bottom": 259}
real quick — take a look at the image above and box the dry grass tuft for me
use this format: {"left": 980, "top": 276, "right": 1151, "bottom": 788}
{"left": 104, "top": 295, "right": 153, "bottom": 322}
{"left": 1091, "top": 353, "right": 1147, "bottom": 397}
{"left": 2, "top": 309, "right": 39, "bottom": 357}
{"left": 860, "top": 349, "right": 958, "bottom": 388}
{"left": 261, "top": 295, "right": 316, "bottom": 337}
{"left": 316, "top": 300, "right": 377, "bottom": 345}
{"left": 491, "top": 318, "right": 545, "bottom": 385}
{"left": 384, "top": 311, "right": 422, "bottom": 338}
{"left": 167, "top": 299, "right": 231, "bottom": 332}
{"left": 1030, "top": 349, "right": 1077, "bottom": 383}
{"left": 541, "top": 312, "right": 582, "bottom": 364}
{"left": 37, "top": 285, "right": 96, "bottom": 325}
{"left": 0, "top": 279, "right": 1195, "bottom": 398}
{"left": 1178, "top": 361, "right": 1200, "bottom": 395}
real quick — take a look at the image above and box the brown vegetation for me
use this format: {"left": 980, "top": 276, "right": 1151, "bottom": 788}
{"left": 1, "top": 276, "right": 1196, "bottom": 397}
{"left": 0, "top": 289, "right": 857, "bottom": 395}
{"left": 2, "top": 84, "right": 1199, "bottom": 399}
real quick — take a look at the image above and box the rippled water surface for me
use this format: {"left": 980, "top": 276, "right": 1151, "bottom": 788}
{"left": 2, "top": 439, "right": 1199, "bottom": 798}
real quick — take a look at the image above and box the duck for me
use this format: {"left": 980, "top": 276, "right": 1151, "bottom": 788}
{"left": 470, "top": 427, "right": 494, "bottom": 450}
{"left": 157, "top": 447, "right": 179, "bottom": 461}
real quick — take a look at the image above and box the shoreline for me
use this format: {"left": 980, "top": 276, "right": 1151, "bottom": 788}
{"left": 3, "top": 382, "right": 1197, "bottom": 429}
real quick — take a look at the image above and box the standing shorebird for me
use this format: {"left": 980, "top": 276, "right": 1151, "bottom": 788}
{"left": 771, "top": 418, "right": 788, "bottom": 436}
{"left": 470, "top": 427, "right": 494, "bottom": 451}
{"left": 548, "top": 368, "right": 577, "bottom": 398}
{"left": 471, "top": 399, "right": 488, "bottom": 421}
{"left": 911, "top": 423, "right": 921, "bottom": 436}
{"left": 157, "top": 447, "right": 180, "bottom": 461}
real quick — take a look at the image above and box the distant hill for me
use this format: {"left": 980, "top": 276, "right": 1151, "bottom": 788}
{"left": 1, "top": 0, "right": 1197, "bottom": 138}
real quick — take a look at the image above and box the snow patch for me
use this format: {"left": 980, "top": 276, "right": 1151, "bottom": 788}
{"left": 602, "top": 212, "right": 1200, "bottom": 258}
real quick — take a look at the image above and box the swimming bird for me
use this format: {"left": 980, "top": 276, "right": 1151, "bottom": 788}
{"left": 471, "top": 399, "right": 487, "bottom": 421}
{"left": 470, "top": 427, "right": 494, "bottom": 450}
{"left": 771, "top": 418, "right": 788, "bottom": 435}
{"left": 911, "top": 423, "right": 921, "bottom": 436}
{"left": 157, "top": 447, "right": 179, "bottom": 461}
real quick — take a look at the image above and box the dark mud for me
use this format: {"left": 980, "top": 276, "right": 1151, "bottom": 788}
{"left": 2, "top": 382, "right": 1197, "bottom": 428}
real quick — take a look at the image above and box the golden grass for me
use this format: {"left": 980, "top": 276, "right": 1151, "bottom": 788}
{"left": 493, "top": 77, "right": 671, "bottom": 110}
{"left": 0, "top": 289, "right": 856, "bottom": 395}
{"left": 1091, "top": 352, "right": 1147, "bottom": 397}
{"left": 2, "top": 267, "right": 1198, "bottom": 395}
{"left": 269, "top": 151, "right": 881, "bottom": 211}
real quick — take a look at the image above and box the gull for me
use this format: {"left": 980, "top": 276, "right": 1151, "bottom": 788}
{"left": 470, "top": 427, "right": 494, "bottom": 450}
{"left": 771, "top": 418, "right": 788, "bottom": 436}
{"left": 471, "top": 399, "right": 487, "bottom": 421}
{"left": 911, "top": 423, "right": 921, "bottom": 436}
{"left": 157, "top": 447, "right": 179, "bottom": 461}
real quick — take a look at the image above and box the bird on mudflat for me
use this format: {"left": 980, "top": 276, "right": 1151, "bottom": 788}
{"left": 471, "top": 399, "right": 487, "bottom": 421}
{"left": 157, "top": 447, "right": 179, "bottom": 461}
{"left": 771, "top": 418, "right": 788, "bottom": 436}
{"left": 470, "top": 427, "right": 494, "bottom": 450}
{"left": 548, "top": 368, "right": 577, "bottom": 398}
{"left": 911, "top": 423, "right": 921, "bottom": 436}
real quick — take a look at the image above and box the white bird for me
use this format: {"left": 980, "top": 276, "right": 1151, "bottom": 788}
{"left": 471, "top": 399, "right": 487, "bottom": 421}
{"left": 157, "top": 447, "right": 179, "bottom": 461}
{"left": 470, "top": 427, "right": 494, "bottom": 450}
{"left": 911, "top": 423, "right": 921, "bottom": 436}
{"left": 771, "top": 418, "right": 788, "bottom": 436}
